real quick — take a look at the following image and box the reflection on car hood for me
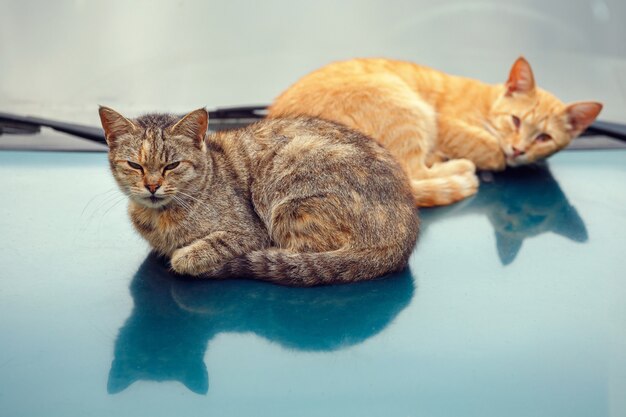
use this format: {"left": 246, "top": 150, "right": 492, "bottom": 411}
{"left": 0, "top": 148, "right": 625, "bottom": 416}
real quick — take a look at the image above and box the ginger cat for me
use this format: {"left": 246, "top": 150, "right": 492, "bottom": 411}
{"left": 269, "top": 57, "right": 603, "bottom": 207}
{"left": 98, "top": 107, "right": 418, "bottom": 286}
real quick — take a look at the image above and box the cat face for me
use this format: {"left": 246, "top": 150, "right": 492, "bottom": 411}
{"left": 99, "top": 107, "right": 209, "bottom": 209}
{"left": 488, "top": 57, "right": 602, "bottom": 167}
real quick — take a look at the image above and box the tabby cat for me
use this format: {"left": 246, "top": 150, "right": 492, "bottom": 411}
{"left": 269, "top": 57, "right": 603, "bottom": 207}
{"left": 98, "top": 107, "right": 418, "bottom": 286}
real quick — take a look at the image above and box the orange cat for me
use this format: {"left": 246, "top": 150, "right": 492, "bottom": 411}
{"left": 269, "top": 57, "right": 602, "bottom": 207}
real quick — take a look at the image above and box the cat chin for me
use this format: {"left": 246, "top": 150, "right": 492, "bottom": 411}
{"left": 506, "top": 156, "right": 529, "bottom": 167}
{"left": 131, "top": 196, "right": 171, "bottom": 209}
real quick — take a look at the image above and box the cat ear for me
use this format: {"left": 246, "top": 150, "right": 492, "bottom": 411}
{"left": 506, "top": 57, "right": 536, "bottom": 95}
{"left": 98, "top": 106, "right": 138, "bottom": 146}
{"left": 169, "top": 108, "right": 209, "bottom": 147}
{"left": 553, "top": 206, "right": 588, "bottom": 242}
{"left": 181, "top": 362, "right": 209, "bottom": 395}
{"left": 107, "top": 360, "right": 137, "bottom": 394}
{"left": 495, "top": 231, "right": 523, "bottom": 265}
{"left": 565, "top": 102, "right": 603, "bottom": 136}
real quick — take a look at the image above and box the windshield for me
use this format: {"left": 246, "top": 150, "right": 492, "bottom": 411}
{"left": 1, "top": 1, "right": 625, "bottom": 128}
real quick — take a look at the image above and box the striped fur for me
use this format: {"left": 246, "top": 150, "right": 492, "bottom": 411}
{"left": 99, "top": 107, "right": 418, "bottom": 286}
{"left": 218, "top": 246, "right": 412, "bottom": 287}
{"left": 268, "top": 57, "right": 602, "bottom": 207}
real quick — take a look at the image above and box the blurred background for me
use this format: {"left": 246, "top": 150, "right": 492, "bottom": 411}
{"left": 1, "top": 0, "right": 626, "bottom": 125}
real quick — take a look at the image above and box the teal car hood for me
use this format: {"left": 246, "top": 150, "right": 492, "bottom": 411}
{"left": 1, "top": 148, "right": 625, "bottom": 416}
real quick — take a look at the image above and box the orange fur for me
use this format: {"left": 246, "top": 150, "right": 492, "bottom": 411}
{"left": 269, "top": 57, "right": 602, "bottom": 207}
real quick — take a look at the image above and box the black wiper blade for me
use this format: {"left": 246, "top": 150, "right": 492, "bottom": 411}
{"left": 0, "top": 106, "right": 268, "bottom": 144}
{"left": 0, "top": 111, "right": 106, "bottom": 144}
{"left": 580, "top": 120, "right": 626, "bottom": 141}
{"left": 2, "top": 107, "right": 625, "bottom": 145}
{"left": 208, "top": 105, "right": 267, "bottom": 119}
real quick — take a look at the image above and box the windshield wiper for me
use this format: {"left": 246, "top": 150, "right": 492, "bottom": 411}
{"left": 209, "top": 105, "right": 267, "bottom": 119}
{"left": 1, "top": 106, "right": 625, "bottom": 144}
{"left": 0, "top": 106, "right": 268, "bottom": 144}
{"left": 0, "top": 111, "right": 107, "bottom": 143}
{"left": 580, "top": 120, "right": 626, "bottom": 141}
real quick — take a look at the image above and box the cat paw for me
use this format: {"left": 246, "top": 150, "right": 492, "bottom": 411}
{"left": 429, "top": 159, "right": 476, "bottom": 177}
{"left": 474, "top": 153, "right": 506, "bottom": 171}
{"left": 411, "top": 171, "right": 479, "bottom": 207}
{"left": 457, "top": 171, "right": 480, "bottom": 197}
{"left": 453, "top": 159, "right": 477, "bottom": 174}
{"left": 171, "top": 240, "right": 214, "bottom": 276}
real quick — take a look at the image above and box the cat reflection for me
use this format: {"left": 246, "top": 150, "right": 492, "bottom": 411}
{"left": 108, "top": 254, "right": 415, "bottom": 394}
{"left": 421, "top": 162, "right": 587, "bottom": 265}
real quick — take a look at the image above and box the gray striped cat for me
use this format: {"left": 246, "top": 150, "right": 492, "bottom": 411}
{"left": 99, "top": 107, "right": 418, "bottom": 286}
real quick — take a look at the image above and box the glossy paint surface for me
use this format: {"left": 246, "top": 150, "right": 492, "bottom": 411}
{"left": 1, "top": 148, "right": 625, "bottom": 416}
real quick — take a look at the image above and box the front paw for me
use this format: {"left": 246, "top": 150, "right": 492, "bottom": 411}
{"left": 171, "top": 240, "right": 215, "bottom": 276}
{"left": 475, "top": 153, "right": 506, "bottom": 171}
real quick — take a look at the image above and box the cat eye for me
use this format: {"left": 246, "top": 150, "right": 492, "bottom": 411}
{"left": 535, "top": 133, "right": 552, "bottom": 143}
{"left": 163, "top": 161, "right": 180, "bottom": 172}
{"left": 127, "top": 161, "right": 143, "bottom": 171}
{"left": 511, "top": 115, "right": 521, "bottom": 129}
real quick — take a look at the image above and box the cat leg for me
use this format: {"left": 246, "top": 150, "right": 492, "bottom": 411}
{"left": 267, "top": 196, "right": 353, "bottom": 253}
{"left": 356, "top": 97, "right": 480, "bottom": 206}
{"left": 171, "top": 231, "right": 266, "bottom": 276}
{"left": 324, "top": 87, "right": 478, "bottom": 206}
{"left": 409, "top": 173, "right": 479, "bottom": 207}
{"left": 356, "top": 97, "right": 481, "bottom": 205}
{"left": 438, "top": 118, "right": 506, "bottom": 171}
{"left": 408, "top": 116, "right": 509, "bottom": 205}
{"left": 427, "top": 158, "right": 477, "bottom": 178}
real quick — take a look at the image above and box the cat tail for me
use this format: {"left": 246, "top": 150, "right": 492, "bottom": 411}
{"left": 411, "top": 173, "right": 479, "bottom": 207}
{"left": 215, "top": 246, "right": 412, "bottom": 287}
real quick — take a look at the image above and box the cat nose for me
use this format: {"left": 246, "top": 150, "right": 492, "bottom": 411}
{"left": 145, "top": 183, "right": 160, "bottom": 194}
{"left": 512, "top": 147, "right": 525, "bottom": 158}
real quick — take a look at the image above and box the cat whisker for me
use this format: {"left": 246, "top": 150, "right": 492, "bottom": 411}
{"left": 175, "top": 190, "right": 210, "bottom": 207}
{"left": 81, "top": 187, "right": 121, "bottom": 218}
{"left": 83, "top": 192, "right": 127, "bottom": 226}
{"left": 176, "top": 195, "right": 194, "bottom": 210}
{"left": 98, "top": 196, "right": 127, "bottom": 226}
{"left": 174, "top": 191, "right": 215, "bottom": 213}
{"left": 171, "top": 195, "right": 193, "bottom": 214}
{"left": 81, "top": 194, "right": 127, "bottom": 233}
